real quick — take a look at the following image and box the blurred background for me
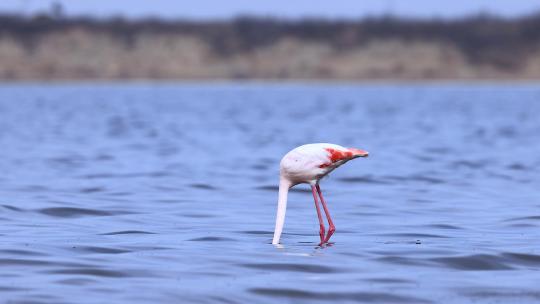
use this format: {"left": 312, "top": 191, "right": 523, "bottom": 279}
{"left": 2, "top": 2, "right": 540, "bottom": 304}
{"left": 2, "top": 0, "right": 540, "bottom": 81}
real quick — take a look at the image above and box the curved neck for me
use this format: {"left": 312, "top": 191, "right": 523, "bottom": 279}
{"left": 272, "top": 177, "right": 291, "bottom": 245}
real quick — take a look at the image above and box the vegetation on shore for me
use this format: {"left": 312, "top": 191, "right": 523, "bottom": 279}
{"left": 1, "top": 13, "right": 540, "bottom": 80}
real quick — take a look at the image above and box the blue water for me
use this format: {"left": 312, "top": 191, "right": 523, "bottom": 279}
{"left": 1, "top": 83, "right": 539, "bottom": 303}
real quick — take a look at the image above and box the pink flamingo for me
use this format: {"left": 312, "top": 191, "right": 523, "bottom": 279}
{"left": 272, "top": 143, "right": 369, "bottom": 246}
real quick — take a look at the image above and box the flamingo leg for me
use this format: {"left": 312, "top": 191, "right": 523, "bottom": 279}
{"left": 311, "top": 185, "right": 325, "bottom": 245}
{"left": 316, "top": 184, "right": 335, "bottom": 243}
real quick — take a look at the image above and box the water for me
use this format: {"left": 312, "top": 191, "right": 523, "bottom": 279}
{"left": 1, "top": 83, "right": 539, "bottom": 303}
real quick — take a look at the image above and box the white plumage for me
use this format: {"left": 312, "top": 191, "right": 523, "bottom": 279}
{"left": 272, "top": 143, "right": 369, "bottom": 245}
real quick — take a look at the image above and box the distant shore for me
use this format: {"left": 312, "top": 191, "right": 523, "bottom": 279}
{"left": 1, "top": 14, "right": 540, "bottom": 80}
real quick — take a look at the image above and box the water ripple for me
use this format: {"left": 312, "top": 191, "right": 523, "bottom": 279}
{"left": 376, "top": 256, "right": 432, "bottom": 267}
{"left": 2, "top": 204, "right": 24, "bottom": 212}
{"left": 73, "top": 246, "right": 131, "bottom": 254}
{"left": 461, "top": 288, "right": 540, "bottom": 301}
{"left": 80, "top": 172, "right": 169, "bottom": 179}
{"left": 37, "top": 207, "right": 114, "bottom": 218}
{"left": 188, "top": 237, "right": 235, "bottom": 242}
{"left": 1, "top": 83, "right": 539, "bottom": 304}
{"left": 99, "top": 230, "right": 156, "bottom": 235}
{"left": 505, "top": 215, "right": 540, "bottom": 222}
{"left": 376, "top": 233, "right": 449, "bottom": 239}
{"left": 337, "top": 176, "right": 391, "bottom": 184}
{"left": 249, "top": 288, "right": 431, "bottom": 303}
{"left": 237, "top": 230, "right": 272, "bottom": 235}
{"left": 425, "top": 224, "right": 463, "bottom": 230}
{"left": 189, "top": 183, "right": 218, "bottom": 190}
{"left": 501, "top": 252, "right": 540, "bottom": 266}
{"left": 431, "top": 254, "right": 513, "bottom": 270}
{"left": 47, "top": 268, "right": 138, "bottom": 278}
{"left": 79, "top": 187, "right": 106, "bottom": 193}
{"left": 0, "top": 249, "right": 48, "bottom": 257}
{"left": 240, "top": 263, "right": 341, "bottom": 273}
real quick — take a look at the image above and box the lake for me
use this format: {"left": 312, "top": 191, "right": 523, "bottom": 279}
{"left": 0, "top": 82, "right": 539, "bottom": 303}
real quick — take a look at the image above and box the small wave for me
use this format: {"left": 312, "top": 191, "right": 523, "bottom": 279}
{"left": 497, "top": 126, "right": 517, "bottom": 138}
{"left": 180, "top": 213, "right": 215, "bottom": 218}
{"left": 99, "top": 230, "right": 156, "bottom": 235}
{"left": 48, "top": 268, "right": 133, "bottom": 278}
{"left": 80, "top": 171, "right": 169, "bottom": 179}
{"left": 256, "top": 185, "right": 278, "bottom": 191}
{"left": 238, "top": 230, "right": 272, "bottom": 235}
{"left": 451, "top": 160, "right": 487, "bottom": 169}
{"left": 47, "top": 155, "right": 85, "bottom": 168}
{"left": 2, "top": 204, "right": 24, "bottom": 212}
{"left": 337, "top": 176, "right": 390, "bottom": 185}
{"left": 431, "top": 254, "right": 513, "bottom": 270}
{"left": 425, "top": 224, "right": 463, "bottom": 230}
{"left": 365, "top": 277, "right": 415, "bottom": 284}
{"left": 207, "top": 295, "right": 242, "bottom": 304}
{"left": 251, "top": 163, "right": 269, "bottom": 171}
{"left": 383, "top": 174, "right": 446, "bottom": 184}
{"left": 108, "top": 192, "right": 132, "bottom": 197}
{"left": 462, "top": 289, "right": 540, "bottom": 301}
{"left": 38, "top": 207, "right": 113, "bottom": 218}
{"left": 376, "top": 256, "right": 431, "bottom": 267}
{"left": 377, "top": 232, "right": 449, "bottom": 238}
{"left": 249, "top": 288, "right": 431, "bottom": 303}
{"left": 155, "top": 199, "right": 184, "bottom": 203}
{"left": 188, "top": 237, "right": 235, "bottom": 242}
{"left": 425, "top": 146, "right": 453, "bottom": 155}
{"left": 0, "top": 286, "right": 28, "bottom": 291}
{"left": 239, "top": 263, "right": 340, "bottom": 273}
{"left": 382, "top": 175, "right": 407, "bottom": 182}
{"left": 408, "top": 198, "right": 434, "bottom": 204}
{"left": 505, "top": 215, "right": 540, "bottom": 222}
{"left": 16, "top": 185, "right": 50, "bottom": 192}
{"left": 56, "top": 278, "right": 96, "bottom": 286}
{"left": 73, "top": 246, "right": 131, "bottom": 254}
{"left": 0, "top": 258, "right": 50, "bottom": 266}
{"left": 507, "top": 163, "right": 528, "bottom": 171}
{"left": 409, "top": 175, "right": 445, "bottom": 184}
{"left": 413, "top": 155, "right": 436, "bottom": 162}
{"left": 79, "top": 187, "right": 106, "bottom": 193}
{"left": 506, "top": 223, "right": 536, "bottom": 228}
{"left": 189, "top": 183, "right": 217, "bottom": 190}
{"left": 501, "top": 252, "right": 540, "bottom": 266}
{"left": 0, "top": 249, "right": 47, "bottom": 257}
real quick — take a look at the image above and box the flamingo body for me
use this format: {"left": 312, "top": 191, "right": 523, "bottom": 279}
{"left": 272, "top": 143, "right": 369, "bottom": 245}
{"left": 280, "top": 143, "right": 367, "bottom": 185}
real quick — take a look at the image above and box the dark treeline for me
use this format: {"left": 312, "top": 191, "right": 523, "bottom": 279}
{"left": 3, "top": 13, "right": 540, "bottom": 67}
{"left": 2, "top": 12, "right": 540, "bottom": 79}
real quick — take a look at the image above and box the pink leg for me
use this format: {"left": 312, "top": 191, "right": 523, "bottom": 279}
{"left": 311, "top": 185, "right": 325, "bottom": 245}
{"left": 316, "top": 184, "right": 335, "bottom": 243}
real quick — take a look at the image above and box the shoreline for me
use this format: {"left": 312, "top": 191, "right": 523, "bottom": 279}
{"left": 2, "top": 15, "right": 540, "bottom": 82}
{"left": 2, "top": 79, "right": 540, "bottom": 86}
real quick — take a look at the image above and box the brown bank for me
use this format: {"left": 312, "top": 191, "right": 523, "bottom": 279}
{"left": 1, "top": 14, "right": 540, "bottom": 81}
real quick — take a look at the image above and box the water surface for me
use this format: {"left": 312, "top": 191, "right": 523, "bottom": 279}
{"left": 1, "top": 83, "right": 539, "bottom": 303}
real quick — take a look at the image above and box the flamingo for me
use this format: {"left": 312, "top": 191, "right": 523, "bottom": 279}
{"left": 272, "top": 143, "right": 369, "bottom": 246}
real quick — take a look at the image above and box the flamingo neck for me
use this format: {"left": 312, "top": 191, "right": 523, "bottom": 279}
{"left": 272, "top": 177, "right": 291, "bottom": 245}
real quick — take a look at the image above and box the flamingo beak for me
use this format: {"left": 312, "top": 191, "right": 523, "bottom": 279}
{"left": 349, "top": 148, "right": 369, "bottom": 158}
